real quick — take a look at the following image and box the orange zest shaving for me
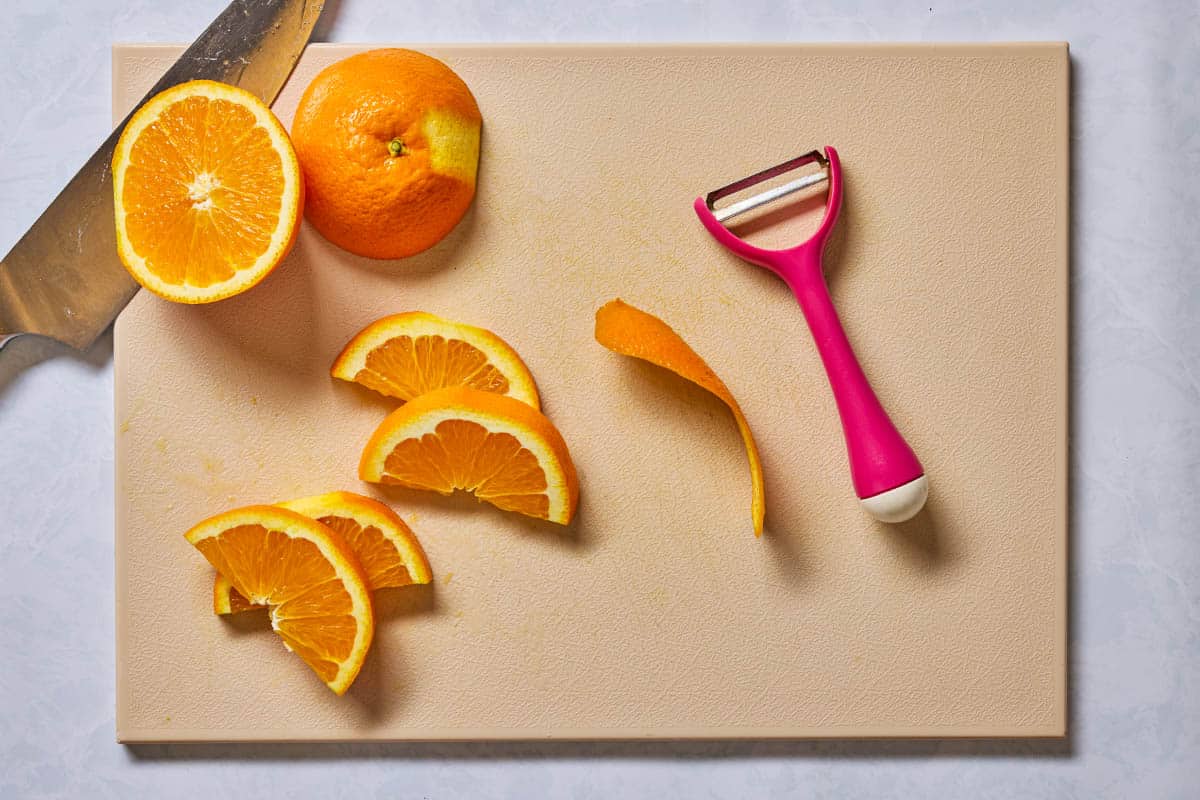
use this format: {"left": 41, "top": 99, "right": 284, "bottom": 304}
{"left": 594, "top": 299, "right": 765, "bottom": 536}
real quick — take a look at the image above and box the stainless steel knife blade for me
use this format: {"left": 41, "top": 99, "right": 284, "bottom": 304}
{"left": 0, "top": 0, "right": 324, "bottom": 352}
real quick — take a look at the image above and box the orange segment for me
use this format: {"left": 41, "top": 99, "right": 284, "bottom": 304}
{"left": 331, "top": 312, "right": 540, "bottom": 408}
{"left": 359, "top": 386, "right": 579, "bottom": 525}
{"left": 595, "top": 299, "right": 765, "bottom": 536}
{"left": 185, "top": 505, "right": 374, "bottom": 695}
{"left": 112, "top": 80, "right": 303, "bottom": 303}
{"left": 214, "top": 491, "right": 433, "bottom": 615}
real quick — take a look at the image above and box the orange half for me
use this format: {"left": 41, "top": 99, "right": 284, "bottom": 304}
{"left": 595, "top": 299, "right": 765, "bottom": 536}
{"left": 112, "top": 80, "right": 303, "bottom": 303}
{"left": 359, "top": 386, "right": 579, "bottom": 524}
{"left": 185, "top": 505, "right": 374, "bottom": 695}
{"left": 214, "top": 491, "right": 433, "bottom": 615}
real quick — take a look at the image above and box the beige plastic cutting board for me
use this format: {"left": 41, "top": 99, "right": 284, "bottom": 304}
{"left": 114, "top": 43, "right": 1068, "bottom": 742}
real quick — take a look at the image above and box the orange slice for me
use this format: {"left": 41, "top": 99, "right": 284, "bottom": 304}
{"left": 331, "top": 312, "right": 540, "bottom": 408}
{"left": 595, "top": 299, "right": 765, "bottom": 536}
{"left": 214, "top": 491, "right": 433, "bottom": 615}
{"left": 359, "top": 386, "right": 579, "bottom": 524}
{"left": 112, "top": 80, "right": 304, "bottom": 303}
{"left": 185, "top": 505, "right": 374, "bottom": 695}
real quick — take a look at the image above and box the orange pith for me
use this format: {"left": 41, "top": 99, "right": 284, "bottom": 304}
{"left": 112, "top": 80, "right": 303, "bottom": 303}
{"left": 212, "top": 574, "right": 258, "bottom": 615}
{"left": 185, "top": 505, "right": 373, "bottom": 695}
{"left": 331, "top": 312, "right": 541, "bottom": 408}
{"left": 359, "top": 386, "right": 578, "bottom": 524}
{"left": 290, "top": 49, "right": 482, "bottom": 259}
{"left": 214, "top": 491, "right": 432, "bottom": 615}
{"left": 595, "top": 299, "right": 765, "bottom": 536}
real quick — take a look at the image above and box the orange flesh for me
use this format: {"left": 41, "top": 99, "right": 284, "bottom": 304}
{"left": 220, "top": 515, "right": 419, "bottom": 612}
{"left": 121, "top": 95, "right": 286, "bottom": 288}
{"left": 320, "top": 515, "right": 414, "bottom": 586}
{"left": 356, "top": 335, "right": 511, "bottom": 401}
{"left": 382, "top": 419, "right": 550, "bottom": 518}
{"left": 360, "top": 386, "right": 578, "bottom": 524}
{"left": 194, "top": 524, "right": 357, "bottom": 683}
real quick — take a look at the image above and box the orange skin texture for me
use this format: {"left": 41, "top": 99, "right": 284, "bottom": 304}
{"left": 291, "top": 49, "right": 482, "bottom": 259}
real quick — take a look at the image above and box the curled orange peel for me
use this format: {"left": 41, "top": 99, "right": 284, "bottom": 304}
{"left": 594, "top": 299, "right": 765, "bottom": 536}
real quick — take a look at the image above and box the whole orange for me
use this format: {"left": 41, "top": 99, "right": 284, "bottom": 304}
{"left": 290, "top": 49, "right": 482, "bottom": 259}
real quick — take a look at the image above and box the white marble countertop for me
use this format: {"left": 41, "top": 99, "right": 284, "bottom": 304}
{"left": 1, "top": 1, "right": 1197, "bottom": 797}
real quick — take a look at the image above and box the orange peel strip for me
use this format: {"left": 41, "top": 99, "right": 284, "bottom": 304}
{"left": 594, "top": 299, "right": 765, "bottom": 536}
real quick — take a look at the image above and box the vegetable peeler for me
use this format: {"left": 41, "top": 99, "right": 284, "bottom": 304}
{"left": 693, "top": 146, "right": 928, "bottom": 523}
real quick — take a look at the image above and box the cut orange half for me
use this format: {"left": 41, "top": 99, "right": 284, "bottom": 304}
{"left": 112, "top": 80, "right": 304, "bottom": 303}
{"left": 214, "top": 491, "right": 433, "bottom": 615}
{"left": 185, "top": 505, "right": 373, "bottom": 695}
{"left": 359, "top": 386, "right": 579, "bottom": 524}
{"left": 595, "top": 299, "right": 765, "bottom": 536}
{"left": 331, "top": 312, "right": 540, "bottom": 408}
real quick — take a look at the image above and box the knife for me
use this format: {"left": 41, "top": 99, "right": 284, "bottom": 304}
{"left": 0, "top": 0, "right": 324, "bottom": 353}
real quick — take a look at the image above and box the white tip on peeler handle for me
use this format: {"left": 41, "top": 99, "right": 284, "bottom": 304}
{"left": 860, "top": 475, "right": 929, "bottom": 523}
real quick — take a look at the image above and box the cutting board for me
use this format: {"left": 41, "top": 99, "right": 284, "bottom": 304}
{"left": 114, "top": 43, "right": 1068, "bottom": 742}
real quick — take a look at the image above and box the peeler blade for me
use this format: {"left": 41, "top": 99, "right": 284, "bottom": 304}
{"left": 705, "top": 150, "right": 829, "bottom": 225}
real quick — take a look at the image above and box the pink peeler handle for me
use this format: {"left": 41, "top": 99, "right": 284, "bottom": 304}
{"left": 694, "top": 146, "right": 927, "bottom": 522}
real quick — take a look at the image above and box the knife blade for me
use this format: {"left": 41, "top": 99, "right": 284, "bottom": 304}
{"left": 0, "top": 0, "right": 324, "bottom": 352}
